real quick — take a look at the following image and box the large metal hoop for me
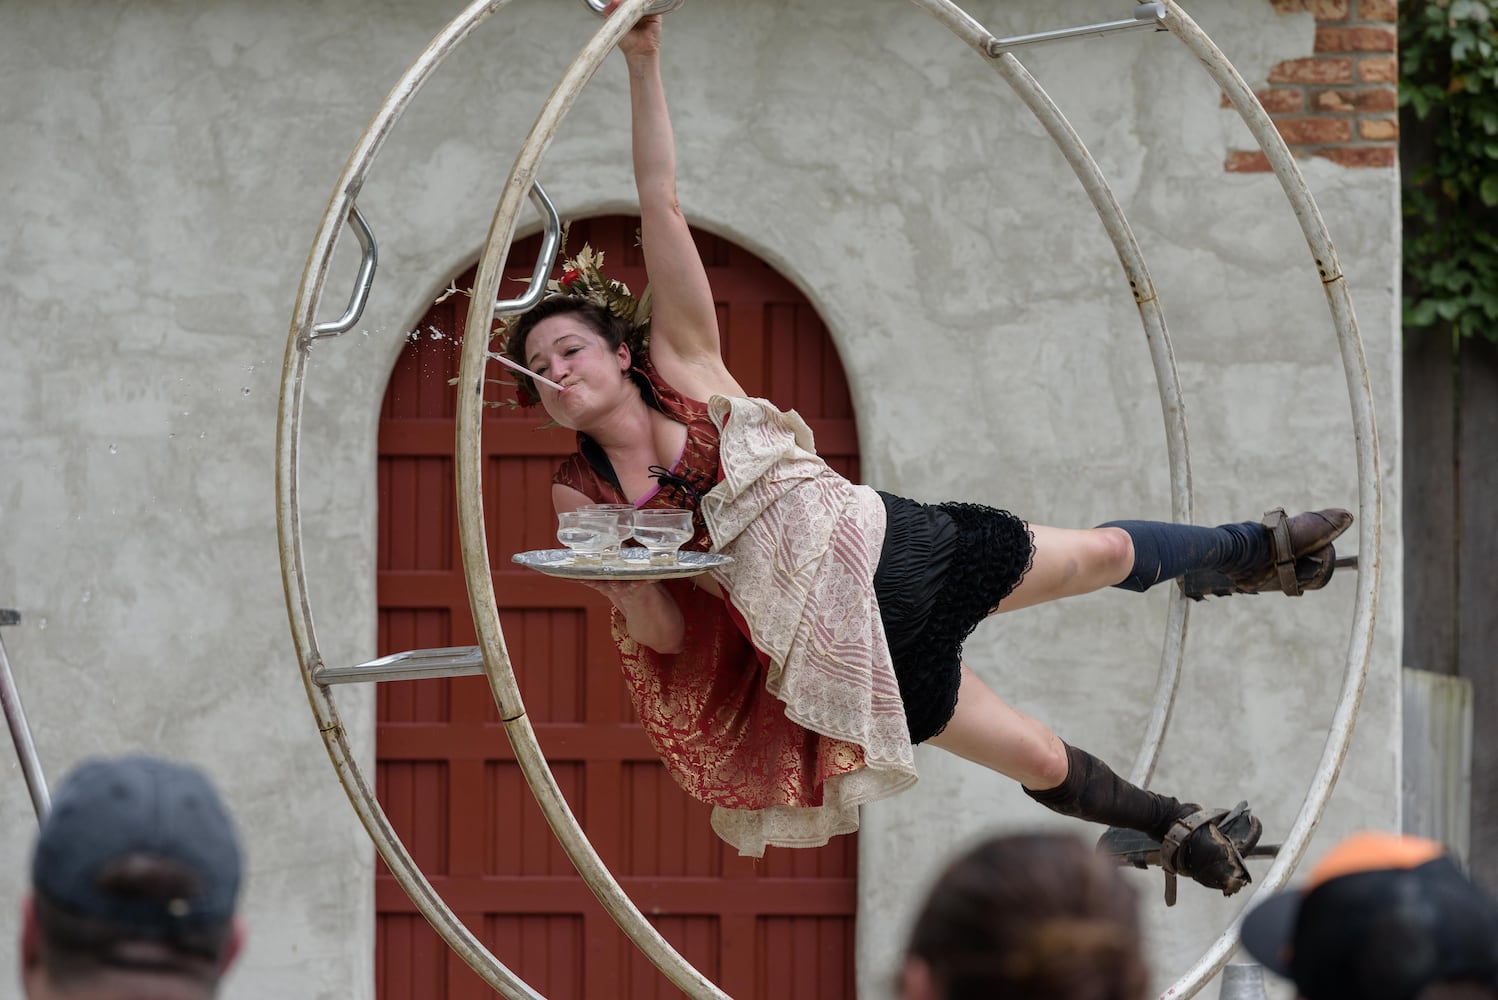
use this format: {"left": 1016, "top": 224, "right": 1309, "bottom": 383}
{"left": 281, "top": 3, "right": 1380, "bottom": 999}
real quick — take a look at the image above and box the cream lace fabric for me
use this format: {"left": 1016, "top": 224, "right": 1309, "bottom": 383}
{"left": 700, "top": 395, "right": 918, "bottom": 856}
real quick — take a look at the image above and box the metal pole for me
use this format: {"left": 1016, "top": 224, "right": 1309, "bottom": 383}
{"left": 987, "top": 3, "right": 1167, "bottom": 53}
{"left": 1219, "top": 962, "right": 1270, "bottom": 1000}
{"left": 0, "top": 611, "right": 49, "bottom": 820}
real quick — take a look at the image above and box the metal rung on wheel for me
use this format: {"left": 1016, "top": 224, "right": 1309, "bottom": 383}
{"left": 988, "top": 3, "right": 1167, "bottom": 53}
{"left": 313, "top": 646, "right": 485, "bottom": 685}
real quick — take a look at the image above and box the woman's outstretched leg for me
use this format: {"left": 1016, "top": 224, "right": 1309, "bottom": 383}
{"left": 929, "top": 664, "right": 1255, "bottom": 895}
{"left": 1103, "top": 508, "right": 1352, "bottom": 595}
{"left": 995, "top": 525, "right": 1134, "bottom": 612}
{"left": 997, "top": 509, "right": 1352, "bottom": 611}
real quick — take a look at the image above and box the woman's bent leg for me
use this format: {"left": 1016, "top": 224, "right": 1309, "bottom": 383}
{"left": 929, "top": 664, "right": 1254, "bottom": 894}
{"left": 929, "top": 665, "right": 1182, "bottom": 836}
{"left": 925, "top": 664, "right": 1071, "bottom": 788}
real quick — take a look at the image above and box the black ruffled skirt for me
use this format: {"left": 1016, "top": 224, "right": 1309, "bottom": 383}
{"left": 873, "top": 492, "right": 1035, "bottom": 744}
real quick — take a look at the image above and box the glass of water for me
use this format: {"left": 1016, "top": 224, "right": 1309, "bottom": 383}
{"left": 578, "top": 503, "right": 636, "bottom": 563}
{"left": 631, "top": 508, "right": 695, "bottom": 566}
{"left": 556, "top": 510, "right": 621, "bottom": 566}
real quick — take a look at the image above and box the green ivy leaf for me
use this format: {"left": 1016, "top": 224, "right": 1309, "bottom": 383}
{"left": 1403, "top": 0, "right": 1498, "bottom": 343}
{"left": 1408, "top": 298, "right": 1441, "bottom": 327}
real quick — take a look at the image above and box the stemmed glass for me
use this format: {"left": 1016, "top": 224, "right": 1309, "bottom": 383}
{"left": 578, "top": 503, "right": 635, "bottom": 564}
{"left": 555, "top": 510, "right": 621, "bottom": 566}
{"left": 631, "top": 508, "right": 695, "bottom": 566}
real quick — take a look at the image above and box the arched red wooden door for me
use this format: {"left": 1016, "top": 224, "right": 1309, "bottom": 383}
{"left": 375, "top": 217, "right": 864, "bottom": 1000}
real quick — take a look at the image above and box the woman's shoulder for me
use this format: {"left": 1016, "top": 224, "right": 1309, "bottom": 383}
{"left": 553, "top": 446, "right": 625, "bottom": 502}
{"left": 553, "top": 450, "right": 592, "bottom": 489}
{"left": 639, "top": 343, "right": 745, "bottom": 408}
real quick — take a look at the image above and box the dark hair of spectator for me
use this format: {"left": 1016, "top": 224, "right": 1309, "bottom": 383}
{"left": 904, "top": 832, "right": 1149, "bottom": 1000}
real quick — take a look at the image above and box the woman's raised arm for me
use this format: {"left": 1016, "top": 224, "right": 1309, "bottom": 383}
{"left": 613, "top": 6, "right": 742, "bottom": 399}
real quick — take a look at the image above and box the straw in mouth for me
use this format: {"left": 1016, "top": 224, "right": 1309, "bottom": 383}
{"left": 491, "top": 353, "right": 567, "bottom": 393}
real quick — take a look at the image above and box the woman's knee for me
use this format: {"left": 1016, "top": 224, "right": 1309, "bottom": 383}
{"left": 1032, "top": 731, "right": 1070, "bottom": 789}
{"left": 1091, "top": 526, "right": 1135, "bottom": 584}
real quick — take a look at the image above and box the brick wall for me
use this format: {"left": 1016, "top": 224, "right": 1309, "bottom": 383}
{"left": 1224, "top": 0, "right": 1398, "bottom": 171}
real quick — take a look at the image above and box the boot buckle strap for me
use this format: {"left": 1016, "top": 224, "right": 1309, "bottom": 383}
{"left": 1261, "top": 507, "right": 1302, "bottom": 596}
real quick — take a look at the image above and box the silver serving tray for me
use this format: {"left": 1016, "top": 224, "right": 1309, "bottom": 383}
{"left": 511, "top": 548, "right": 732, "bottom": 581}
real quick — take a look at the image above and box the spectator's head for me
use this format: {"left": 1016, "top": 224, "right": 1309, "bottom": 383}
{"left": 901, "top": 831, "right": 1148, "bottom": 1000}
{"left": 1241, "top": 831, "right": 1498, "bottom": 1000}
{"left": 21, "top": 754, "right": 244, "bottom": 999}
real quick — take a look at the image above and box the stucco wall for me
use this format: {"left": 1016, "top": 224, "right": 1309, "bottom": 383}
{"left": 0, "top": 2, "right": 1399, "bottom": 999}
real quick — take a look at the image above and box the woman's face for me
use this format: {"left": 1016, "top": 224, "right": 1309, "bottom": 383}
{"left": 523, "top": 313, "right": 632, "bottom": 429}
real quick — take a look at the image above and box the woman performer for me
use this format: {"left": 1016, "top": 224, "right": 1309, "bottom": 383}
{"left": 502, "top": 5, "right": 1351, "bottom": 895}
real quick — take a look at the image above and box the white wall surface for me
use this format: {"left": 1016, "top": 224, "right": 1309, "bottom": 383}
{"left": 0, "top": 2, "right": 1399, "bottom": 998}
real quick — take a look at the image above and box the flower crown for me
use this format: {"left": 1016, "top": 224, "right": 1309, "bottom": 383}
{"left": 495, "top": 240, "right": 653, "bottom": 408}
{"left": 549, "top": 243, "right": 653, "bottom": 334}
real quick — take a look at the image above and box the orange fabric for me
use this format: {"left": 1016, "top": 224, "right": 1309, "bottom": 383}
{"left": 553, "top": 361, "right": 866, "bottom": 814}
{"left": 1307, "top": 832, "right": 1445, "bottom": 887}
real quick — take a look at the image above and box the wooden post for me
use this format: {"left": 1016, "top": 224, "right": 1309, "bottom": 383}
{"left": 1402, "top": 668, "right": 1473, "bottom": 864}
{"left": 1401, "top": 333, "right": 1458, "bottom": 676}
{"left": 1458, "top": 337, "right": 1498, "bottom": 889}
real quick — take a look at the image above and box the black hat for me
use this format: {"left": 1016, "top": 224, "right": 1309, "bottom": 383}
{"left": 1240, "top": 831, "right": 1498, "bottom": 1000}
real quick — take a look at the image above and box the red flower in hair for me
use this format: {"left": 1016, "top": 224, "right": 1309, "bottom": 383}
{"left": 560, "top": 268, "right": 581, "bottom": 288}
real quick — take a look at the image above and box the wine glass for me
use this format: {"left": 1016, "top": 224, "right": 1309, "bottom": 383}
{"left": 631, "top": 508, "right": 694, "bottom": 566}
{"left": 556, "top": 510, "right": 620, "bottom": 566}
{"left": 578, "top": 503, "right": 635, "bottom": 564}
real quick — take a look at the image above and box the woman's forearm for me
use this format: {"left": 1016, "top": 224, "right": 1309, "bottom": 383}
{"left": 625, "top": 51, "right": 677, "bottom": 219}
{"left": 606, "top": 580, "right": 686, "bottom": 654}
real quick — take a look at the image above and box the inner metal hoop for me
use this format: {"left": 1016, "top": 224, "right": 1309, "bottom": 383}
{"left": 278, "top": 2, "right": 725, "bottom": 997}
{"left": 458, "top": 2, "right": 1378, "bottom": 996}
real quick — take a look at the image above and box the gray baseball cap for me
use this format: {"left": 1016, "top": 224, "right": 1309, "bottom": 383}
{"left": 31, "top": 754, "right": 242, "bottom": 941}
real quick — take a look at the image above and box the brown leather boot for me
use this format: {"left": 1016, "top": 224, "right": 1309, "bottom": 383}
{"left": 1183, "top": 507, "right": 1353, "bottom": 599}
{"left": 1160, "top": 804, "right": 1262, "bottom": 896}
{"left": 1098, "top": 801, "right": 1266, "bottom": 904}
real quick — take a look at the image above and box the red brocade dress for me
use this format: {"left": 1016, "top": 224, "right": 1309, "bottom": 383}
{"left": 553, "top": 362, "right": 916, "bottom": 856}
